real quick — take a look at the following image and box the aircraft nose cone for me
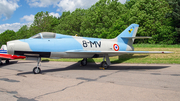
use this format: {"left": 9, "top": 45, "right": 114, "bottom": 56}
{"left": 7, "top": 40, "right": 18, "bottom": 55}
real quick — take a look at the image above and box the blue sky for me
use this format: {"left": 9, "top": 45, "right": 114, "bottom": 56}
{"left": 0, "top": 0, "right": 126, "bottom": 34}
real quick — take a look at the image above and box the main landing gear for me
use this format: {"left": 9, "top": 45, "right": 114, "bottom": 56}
{"left": 101, "top": 61, "right": 108, "bottom": 69}
{"left": 33, "top": 57, "right": 41, "bottom": 74}
{"left": 100, "top": 54, "right": 111, "bottom": 69}
{"left": 81, "top": 58, "right": 87, "bottom": 66}
{"left": 80, "top": 54, "right": 111, "bottom": 69}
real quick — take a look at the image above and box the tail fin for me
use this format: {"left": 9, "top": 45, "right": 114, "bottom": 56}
{"left": 115, "top": 24, "right": 152, "bottom": 51}
{"left": 115, "top": 24, "right": 139, "bottom": 44}
{"left": 0, "top": 45, "right": 7, "bottom": 50}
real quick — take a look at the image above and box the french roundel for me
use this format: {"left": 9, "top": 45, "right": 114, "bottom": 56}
{"left": 113, "top": 44, "right": 119, "bottom": 51}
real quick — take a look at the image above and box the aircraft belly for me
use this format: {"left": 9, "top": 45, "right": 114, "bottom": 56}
{"left": 50, "top": 52, "right": 94, "bottom": 58}
{"left": 50, "top": 52, "right": 122, "bottom": 58}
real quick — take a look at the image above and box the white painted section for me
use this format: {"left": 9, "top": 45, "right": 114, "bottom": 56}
{"left": 7, "top": 40, "right": 32, "bottom": 55}
{"left": 132, "top": 27, "right": 138, "bottom": 42}
{"left": 73, "top": 36, "right": 117, "bottom": 51}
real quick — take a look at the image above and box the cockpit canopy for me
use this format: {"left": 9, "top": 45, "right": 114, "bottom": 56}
{"left": 30, "top": 32, "right": 56, "bottom": 39}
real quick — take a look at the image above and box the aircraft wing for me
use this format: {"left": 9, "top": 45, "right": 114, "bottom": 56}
{"left": 0, "top": 54, "right": 13, "bottom": 60}
{"left": 0, "top": 45, "right": 26, "bottom": 60}
{"left": 0, "top": 54, "right": 26, "bottom": 60}
{"left": 66, "top": 50, "right": 173, "bottom": 54}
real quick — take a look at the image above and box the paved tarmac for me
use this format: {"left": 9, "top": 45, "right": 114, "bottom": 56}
{"left": 0, "top": 60, "right": 180, "bottom": 101}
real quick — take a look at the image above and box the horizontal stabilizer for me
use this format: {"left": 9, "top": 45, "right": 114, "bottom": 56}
{"left": 121, "top": 37, "right": 152, "bottom": 39}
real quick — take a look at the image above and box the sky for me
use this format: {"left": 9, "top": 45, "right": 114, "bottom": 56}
{"left": 0, "top": 0, "right": 127, "bottom": 34}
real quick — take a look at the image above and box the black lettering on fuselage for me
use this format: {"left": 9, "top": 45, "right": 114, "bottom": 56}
{"left": 90, "top": 41, "right": 97, "bottom": 47}
{"left": 96, "top": 41, "right": 101, "bottom": 47}
{"left": 82, "top": 40, "right": 101, "bottom": 48}
{"left": 82, "top": 40, "right": 87, "bottom": 47}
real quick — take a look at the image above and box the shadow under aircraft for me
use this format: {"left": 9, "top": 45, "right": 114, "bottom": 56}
{"left": 17, "top": 62, "right": 169, "bottom": 75}
{"left": 17, "top": 54, "right": 169, "bottom": 75}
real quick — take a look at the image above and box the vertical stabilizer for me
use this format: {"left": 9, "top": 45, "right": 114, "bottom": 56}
{"left": 114, "top": 24, "right": 139, "bottom": 51}
{"left": 115, "top": 24, "right": 139, "bottom": 44}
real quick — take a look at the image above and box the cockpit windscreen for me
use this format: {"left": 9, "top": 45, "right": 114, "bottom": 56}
{"left": 30, "top": 32, "right": 56, "bottom": 39}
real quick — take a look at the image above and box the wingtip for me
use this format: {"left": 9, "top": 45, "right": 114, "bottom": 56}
{"left": 163, "top": 51, "right": 174, "bottom": 54}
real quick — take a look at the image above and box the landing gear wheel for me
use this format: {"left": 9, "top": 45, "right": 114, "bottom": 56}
{"left": 5, "top": 60, "right": 9, "bottom": 64}
{"left": 81, "top": 58, "right": 87, "bottom": 66}
{"left": 0, "top": 62, "right": 2, "bottom": 65}
{"left": 33, "top": 67, "right": 41, "bottom": 74}
{"left": 101, "top": 61, "right": 109, "bottom": 69}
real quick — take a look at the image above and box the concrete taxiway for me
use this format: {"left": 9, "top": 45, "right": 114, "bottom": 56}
{"left": 0, "top": 60, "right": 180, "bottom": 101}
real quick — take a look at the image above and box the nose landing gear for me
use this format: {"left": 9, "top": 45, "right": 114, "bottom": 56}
{"left": 33, "top": 67, "right": 41, "bottom": 74}
{"left": 33, "top": 57, "right": 41, "bottom": 74}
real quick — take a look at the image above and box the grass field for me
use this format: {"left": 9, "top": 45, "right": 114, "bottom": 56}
{"left": 42, "top": 44, "right": 180, "bottom": 64}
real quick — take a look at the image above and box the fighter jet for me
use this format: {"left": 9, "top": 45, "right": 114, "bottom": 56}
{"left": 7, "top": 24, "right": 172, "bottom": 74}
{"left": 0, "top": 45, "right": 25, "bottom": 65}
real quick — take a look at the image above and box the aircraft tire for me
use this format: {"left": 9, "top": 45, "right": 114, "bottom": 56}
{"left": 0, "top": 62, "right": 2, "bottom": 65}
{"left": 33, "top": 67, "right": 41, "bottom": 74}
{"left": 81, "top": 58, "right": 87, "bottom": 66}
{"left": 5, "top": 60, "right": 9, "bottom": 64}
{"left": 101, "top": 61, "right": 109, "bottom": 69}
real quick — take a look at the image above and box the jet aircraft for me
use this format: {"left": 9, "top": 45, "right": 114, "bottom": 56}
{"left": 7, "top": 24, "right": 172, "bottom": 74}
{"left": 0, "top": 45, "right": 25, "bottom": 65}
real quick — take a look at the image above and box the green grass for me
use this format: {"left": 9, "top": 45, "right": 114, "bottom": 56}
{"left": 41, "top": 45, "right": 180, "bottom": 64}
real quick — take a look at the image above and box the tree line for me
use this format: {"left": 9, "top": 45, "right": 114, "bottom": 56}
{"left": 0, "top": 0, "right": 179, "bottom": 46}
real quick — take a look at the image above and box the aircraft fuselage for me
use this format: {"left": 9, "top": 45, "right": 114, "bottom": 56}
{"left": 7, "top": 36, "right": 133, "bottom": 59}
